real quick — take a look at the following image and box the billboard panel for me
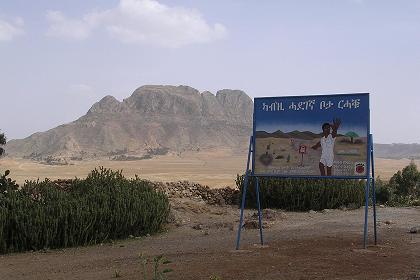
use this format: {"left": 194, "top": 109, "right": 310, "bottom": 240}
{"left": 253, "top": 93, "right": 369, "bottom": 177}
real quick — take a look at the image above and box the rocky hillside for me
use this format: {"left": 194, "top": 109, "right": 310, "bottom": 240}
{"left": 6, "top": 85, "right": 253, "bottom": 159}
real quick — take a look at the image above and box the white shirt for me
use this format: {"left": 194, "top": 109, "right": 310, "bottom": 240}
{"left": 320, "top": 134, "right": 335, "bottom": 163}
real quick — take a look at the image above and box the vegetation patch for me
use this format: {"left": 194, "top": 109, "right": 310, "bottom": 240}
{"left": 236, "top": 175, "right": 365, "bottom": 211}
{"left": 237, "top": 161, "right": 420, "bottom": 211}
{"left": 375, "top": 161, "right": 420, "bottom": 206}
{"left": 0, "top": 167, "right": 170, "bottom": 254}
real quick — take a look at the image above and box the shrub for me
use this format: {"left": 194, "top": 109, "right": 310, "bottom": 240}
{"left": 375, "top": 161, "right": 420, "bottom": 206}
{"left": 374, "top": 177, "right": 394, "bottom": 204}
{"left": 0, "top": 167, "right": 170, "bottom": 254}
{"left": 389, "top": 161, "right": 420, "bottom": 197}
{"left": 236, "top": 174, "right": 366, "bottom": 211}
{"left": 0, "top": 131, "right": 5, "bottom": 156}
{"left": 0, "top": 170, "right": 19, "bottom": 193}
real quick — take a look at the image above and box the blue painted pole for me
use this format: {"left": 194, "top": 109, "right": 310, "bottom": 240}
{"left": 236, "top": 136, "right": 253, "bottom": 250}
{"left": 363, "top": 134, "right": 372, "bottom": 249}
{"left": 255, "top": 177, "right": 264, "bottom": 245}
{"left": 370, "top": 134, "right": 378, "bottom": 245}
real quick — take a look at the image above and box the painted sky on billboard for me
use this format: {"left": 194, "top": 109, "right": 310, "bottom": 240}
{"left": 254, "top": 94, "right": 369, "bottom": 136}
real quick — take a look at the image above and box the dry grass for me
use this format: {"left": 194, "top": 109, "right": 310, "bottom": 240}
{"left": 0, "top": 150, "right": 418, "bottom": 187}
{"left": 0, "top": 149, "right": 246, "bottom": 188}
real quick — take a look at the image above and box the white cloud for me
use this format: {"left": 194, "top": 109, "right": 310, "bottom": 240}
{"left": 45, "top": 0, "right": 227, "bottom": 47}
{"left": 68, "top": 84, "right": 97, "bottom": 98}
{"left": 0, "top": 17, "right": 24, "bottom": 42}
{"left": 46, "top": 11, "right": 97, "bottom": 40}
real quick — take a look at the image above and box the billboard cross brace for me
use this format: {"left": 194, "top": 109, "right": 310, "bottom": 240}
{"left": 236, "top": 136, "right": 252, "bottom": 250}
{"left": 236, "top": 136, "right": 264, "bottom": 250}
{"left": 255, "top": 176, "right": 264, "bottom": 246}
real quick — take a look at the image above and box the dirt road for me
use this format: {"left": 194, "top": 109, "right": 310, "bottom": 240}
{"left": 0, "top": 202, "right": 419, "bottom": 280}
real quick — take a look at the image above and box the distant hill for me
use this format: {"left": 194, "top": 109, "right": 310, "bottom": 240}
{"left": 6, "top": 85, "right": 253, "bottom": 159}
{"left": 374, "top": 143, "right": 420, "bottom": 159}
{"left": 256, "top": 130, "right": 344, "bottom": 140}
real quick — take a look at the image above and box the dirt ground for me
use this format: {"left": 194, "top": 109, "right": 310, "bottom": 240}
{"left": 1, "top": 153, "right": 418, "bottom": 187}
{"left": 1, "top": 199, "right": 419, "bottom": 280}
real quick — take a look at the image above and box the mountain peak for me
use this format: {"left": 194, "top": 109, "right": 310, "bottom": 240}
{"left": 87, "top": 95, "right": 121, "bottom": 115}
{"left": 131, "top": 85, "right": 200, "bottom": 97}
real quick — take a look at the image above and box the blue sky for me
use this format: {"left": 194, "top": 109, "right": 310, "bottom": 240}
{"left": 0, "top": 0, "right": 419, "bottom": 144}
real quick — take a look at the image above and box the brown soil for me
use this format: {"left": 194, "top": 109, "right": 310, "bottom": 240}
{"left": 0, "top": 200, "right": 419, "bottom": 280}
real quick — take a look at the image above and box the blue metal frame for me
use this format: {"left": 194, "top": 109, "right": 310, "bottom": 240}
{"left": 255, "top": 177, "right": 264, "bottom": 246}
{"left": 236, "top": 93, "right": 378, "bottom": 250}
{"left": 371, "top": 135, "right": 378, "bottom": 245}
{"left": 363, "top": 134, "right": 372, "bottom": 249}
{"left": 236, "top": 136, "right": 254, "bottom": 250}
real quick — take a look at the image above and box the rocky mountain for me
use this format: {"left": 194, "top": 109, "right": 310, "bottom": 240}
{"left": 6, "top": 85, "right": 253, "bottom": 159}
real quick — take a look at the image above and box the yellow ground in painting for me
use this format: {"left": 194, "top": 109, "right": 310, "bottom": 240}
{"left": 255, "top": 136, "right": 367, "bottom": 176}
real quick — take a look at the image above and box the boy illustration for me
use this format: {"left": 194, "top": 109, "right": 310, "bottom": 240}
{"left": 311, "top": 118, "right": 341, "bottom": 176}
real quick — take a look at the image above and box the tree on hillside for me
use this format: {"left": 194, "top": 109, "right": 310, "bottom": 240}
{"left": 345, "top": 131, "right": 359, "bottom": 144}
{"left": 0, "top": 131, "right": 5, "bottom": 156}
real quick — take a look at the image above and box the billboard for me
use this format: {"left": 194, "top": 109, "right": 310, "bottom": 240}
{"left": 253, "top": 93, "right": 369, "bottom": 177}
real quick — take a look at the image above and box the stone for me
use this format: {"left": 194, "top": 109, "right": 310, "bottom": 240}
{"left": 409, "top": 226, "right": 420, "bottom": 233}
{"left": 243, "top": 220, "right": 259, "bottom": 229}
{"left": 251, "top": 209, "right": 277, "bottom": 221}
{"left": 242, "top": 220, "right": 270, "bottom": 229}
{"left": 192, "top": 223, "right": 204, "bottom": 230}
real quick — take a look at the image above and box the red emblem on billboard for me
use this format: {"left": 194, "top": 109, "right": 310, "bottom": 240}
{"left": 355, "top": 163, "right": 365, "bottom": 174}
{"left": 299, "top": 145, "right": 307, "bottom": 154}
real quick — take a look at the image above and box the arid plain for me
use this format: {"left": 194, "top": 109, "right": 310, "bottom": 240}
{"left": 1, "top": 150, "right": 418, "bottom": 187}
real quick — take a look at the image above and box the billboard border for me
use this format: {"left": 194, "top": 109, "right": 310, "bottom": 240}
{"left": 251, "top": 92, "right": 370, "bottom": 178}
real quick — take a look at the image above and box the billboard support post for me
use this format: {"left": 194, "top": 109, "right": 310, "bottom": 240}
{"left": 371, "top": 134, "right": 378, "bottom": 245}
{"left": 363, "top": 133, "right": 378, "bottom": 248}
{"left": 363, "top": 134, "right": 372, "bottom": 249}
{"left": 236, "top": 136, "right": 253, "bottom": 250}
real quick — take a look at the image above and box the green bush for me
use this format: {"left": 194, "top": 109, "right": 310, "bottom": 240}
{"left": 374, "top": 177, "right": 394, "bottom": 204}
{"left": 0, "top": 170, "right": 19, "bottom": 193}
{"left": 0, "top": 131, "right": 6, "bottom": 156}
{"left": 375, "top": 161, "right": 420, "bottom": 206}
{"left": 236, "top": 174, "right": 366, "bottom": 211}
{"left": 0, "top": 167, "right": 170, "bottom": 254}
{"left": 389, "top": 161, "right": 419, "bottom": 197}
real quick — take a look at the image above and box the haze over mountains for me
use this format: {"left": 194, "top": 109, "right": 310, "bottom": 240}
{"left": 5, "top": 85, "right": 420, "bottom": 160}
